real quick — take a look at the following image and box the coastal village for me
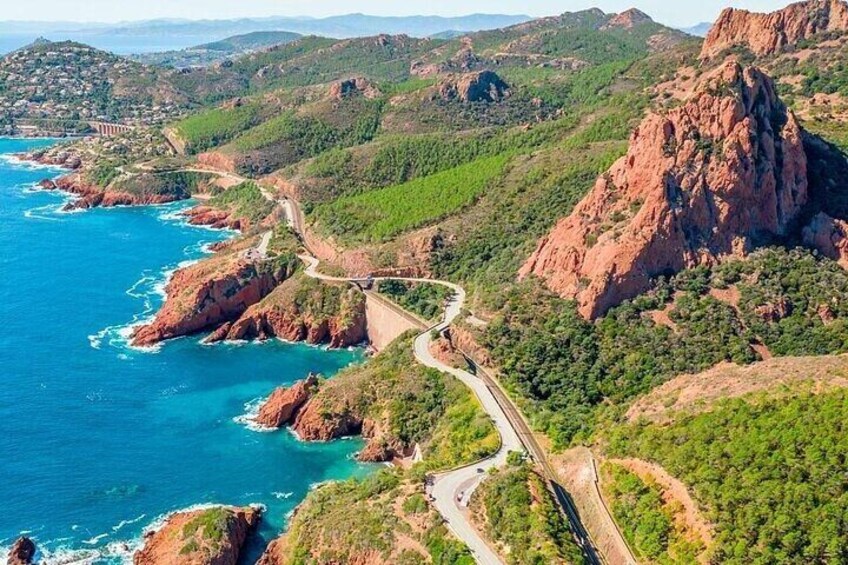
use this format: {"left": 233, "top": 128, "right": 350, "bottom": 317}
{"left": 0, "top": 40, "right": 188, "bottom": 136}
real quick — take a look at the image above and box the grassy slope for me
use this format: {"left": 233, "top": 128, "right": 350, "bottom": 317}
{"left": 600, "top": 463, "right": 705, "bottom": 564}
{"left": 206, "top": 181, "right": 275, "bottom": 226}
{"left": 312, "top": 154, "right": 510, "bottom": 244}
{"left": 605, "top": 389, "right": 848, "bottom": 564}
{"left": 471, "top": 463, "right": 586, "bottom": 564}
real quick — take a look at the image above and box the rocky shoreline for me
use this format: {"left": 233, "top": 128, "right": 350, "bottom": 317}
{"left": 38, "top": 174, "right": 188, "bottom": 211}
{"left": 135, "top": 506, "right": 262, "bottom": 565}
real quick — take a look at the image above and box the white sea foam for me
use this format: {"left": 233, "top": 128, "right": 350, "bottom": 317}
{"left": 22, "top": 203, "right": 66, "bottom": 222}
{"left": 82, "top": 533, "right": 108, "bottom": 546}
{"left": 0, "top": 153, "right": 62, "bottom": 172}
{"left": 272, "top": 491, "right": 294, "bottom": 500}
{"left": 233, "top": 397, "right": 275, "bottom": 432}
{"left": 111, "top": 515, "right": 146, "bottom": 533}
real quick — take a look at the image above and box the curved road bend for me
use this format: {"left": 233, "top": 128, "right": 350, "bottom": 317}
{"left": 301, "top": 255, "right": 521, "bottom": 564}
{"left": 180, "top": 172, "right": 606, "bottom": 565}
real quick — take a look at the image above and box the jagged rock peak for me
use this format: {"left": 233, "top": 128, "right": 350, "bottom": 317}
{"left": 701, "top": 0, "right": 848, "bottom": 58}
{"left": 603, "top": 8, "right": 654, "bottom": 29}
{"left": 328, "top": 77, "right": 381, "bottom": 100}
{"left": 520, "top": 62, "right": 809, "bottom": 319}
{"left": 438, "top": 70, "right": 509, "bottom": 103}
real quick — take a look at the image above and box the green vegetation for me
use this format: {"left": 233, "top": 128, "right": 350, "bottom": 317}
{"left": 607, "top": 390, "right": 848, "bottom": 564}
{"left": 482, "top": 248, "right": 848, "bottom": 448}
{"left": 280, "top": 468, "right": 474, "bottom": 564}
{"left": 471, "top": 464, "right": 585, "bottom": 564}
{"left": 156, "top": 302, "right": 489, "bottom": 561}
{"left": 378, "top": 280, "right": 453, "bottom": 321}
{"left": 434, "top": 142, "right": 625, "bottom": 288}
{"left": 602, "top": 464, "right": 704, "bottom": 564}
{"left": 111, "top": 171, "right": 213, "bottom": 198}
{"left": 313, "top": 154, "right": 510, "bottom": 243}
{"left": 222, "top": 99, "right": 384, "bottom": 175}
{"left": 206, "top": 181, "right": 274, "bottom": 226}
{"left": 179, "top": 507, "right": 233, "bottom": 555}
{"left": 172, "top": 102, "right": 262, "bottom": 153}
{"left": 304, "top": 336, "right": 497, "bottom": 471}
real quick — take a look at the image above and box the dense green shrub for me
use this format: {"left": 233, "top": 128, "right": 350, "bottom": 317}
{"left": 174, "top": 102, "right": 262, "bottom": 153}
{"left": 607, "top": 391, "right": 848, "bottom": 564}
{"left": 472, "top": 465, "right": 585, "bottom": 564}
{"left": 313, "top": 154, "right": 511, "bottom": 243}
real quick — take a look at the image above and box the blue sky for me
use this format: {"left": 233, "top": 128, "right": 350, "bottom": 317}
{"left": 3, "top": 0, "right": 795, "bottom": 27}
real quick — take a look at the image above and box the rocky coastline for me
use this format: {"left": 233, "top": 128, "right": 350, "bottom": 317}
{"left": 40, "top": 174, "right": 188, "bottom": 211}
{"left": 134, "top": 506, "right": 261, "bottom": 565}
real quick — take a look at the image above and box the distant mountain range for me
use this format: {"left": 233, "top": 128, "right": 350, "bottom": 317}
{"left": 678, "top": 22, "right": 712, "bottom": 37}
{"left": 0, "top": 13, "right": 533, "bottom": 55}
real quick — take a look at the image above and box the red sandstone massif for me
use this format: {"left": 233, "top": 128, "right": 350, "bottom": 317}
{"left": 521, "top": 58, "right": 848, "bottom": 318}
{"left": 701, "top": 0, "right": 848, "bottom": 58}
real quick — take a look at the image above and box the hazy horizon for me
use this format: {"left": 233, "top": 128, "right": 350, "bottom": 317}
{"left": 0, "top": 1, "right": 798, "bottom": 28}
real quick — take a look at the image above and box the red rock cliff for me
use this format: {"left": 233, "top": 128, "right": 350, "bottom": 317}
{"left": 52, "top": 175, "right": 186, "bottom": 211}
{"left": 803, "top": 212, "right": 848, "bottom": 267}
{"left": 134, "top": 506, "right": 260, "bottom": 565}
{"left": 701, "top": 0, "right": 848, "bottom": 59}
{"left": 207, "top": 274, "right": 367, "bottom": 348}
{"left": 254, "top": 374, "right": 319, "bottom": 428}
{"left": 132, "top": 247, "right": 294, "bottom": 347}
{"left": 521, "top": 62, "right": 809, "bottom": 319}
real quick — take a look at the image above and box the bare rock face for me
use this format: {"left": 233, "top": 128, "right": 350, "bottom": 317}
{"left": 7, "top": 537, "right": 36, "bottom": 565}
{"left": 329, "top": 77, "right": 381, "bottom": 100}
{"left": 254, "top": 375, "right": 319, "bottom": 429}
{"left": 208, "top": 277, "right": 368, "bottom": 348}
{"left": 602, "top": 8, "right": 653, "bottom": 30}
{"left": 255, "top": 538, "right": 286, "bottom": 565}
{"left": 521, "top": 62, "right": 809, "bottom": 319}
{"left": 132, "top": 257, "right": 292, "bottom": 347}
{"left": 134, "top": 506, "right": 260, "bottom": 565}
{"left": 438, "top": 70, "right": 509, "bottom": 103}
{"left": 197, "top": 151, "right": 238, "bottom": 174}
{"left": 292, "top": 400, "right": 363, "bottom": 442}
{"left": 803, "top": 212, "right": 848, "bottom": 267}
{"left": 183, "top": 206, "right": 244, "bottom": 232}
{"left": 51, "top": 175, "right": 186, "bottom": 211}
{"left": 701, "top": 0, "right": 848, "bottom": 59}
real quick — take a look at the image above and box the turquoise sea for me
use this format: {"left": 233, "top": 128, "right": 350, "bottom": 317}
{"left": 0, "top": 138, "right": 370, "bottom": 563}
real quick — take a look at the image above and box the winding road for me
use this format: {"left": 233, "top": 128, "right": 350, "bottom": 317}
{"left": 183, "top": 167, "right": 608, "bottom": 564}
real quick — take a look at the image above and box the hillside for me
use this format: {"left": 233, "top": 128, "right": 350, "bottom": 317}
{"left": 603, "top": 370, "right": 848, "bottom": 563}
{"left": 0, "top": 39, "right": 192, "bottom": 133}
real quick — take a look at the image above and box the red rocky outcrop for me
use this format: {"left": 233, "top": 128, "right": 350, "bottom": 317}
{"left": 438, "top": 70, "right": 509, "bottom": 103}
{"left": 7, "top": 537, "right": 36, "bottom": 565}
{"left": 292, "top": 400, "right": 363, "bottom": 442}
{"left": 701, "top": 0, "right": 848, "bottom": 59}
{"left": 183, "top": 206, "right": 244, "bottom": 231}
{"left": 803, "top": 212, "right": 848, "bottom": 267}
{"left": 602, "top": 8, "right": 653, "bottom": 30}
{"left": 49, "top": 175, "right": 185, "bottom": 211}
{"left": 254, "top": 375, "right": 319, "bottom": 428}
{"left": 205, "top": 276, "right": 368, "bottom": 348}
{"left": 521, "top": 62, "right": 809, "bottom": 318}
{"left": 134, "top": 506, "right": 260, "bottom": 565}
{"left": 132, "top": 258, "right": 292, "bottom": 347}
{"left": 329, "top": 77, "right": 381, "bottom": 100}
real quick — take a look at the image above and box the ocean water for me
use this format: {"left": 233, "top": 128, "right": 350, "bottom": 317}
{"left": 0, "top": 138, "right": 371, "bottom": 563}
